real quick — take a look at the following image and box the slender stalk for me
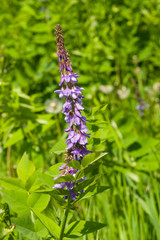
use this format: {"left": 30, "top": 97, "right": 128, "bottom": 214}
{"left": 7, "top": 146, "right": 11, "bottom": 177}
{"left": 59, "top": 197, "right": 71, "bottom": 240}
{"left": 55, "top": 114, "right": 62, "bottom": 138}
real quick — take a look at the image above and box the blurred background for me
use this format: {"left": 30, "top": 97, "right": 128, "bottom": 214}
{"left": 0, "top": 0, "right": 160, "bottom": 239}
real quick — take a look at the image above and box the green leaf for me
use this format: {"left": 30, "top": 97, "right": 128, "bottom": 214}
{"left": 34, "top": 219, "right": 48, "bottom": 238}
{"left": 1, "top": 189, "right": 29, "bottom": 215}
{"left": 76, "top": 162, "right": 101, "bottom": 181}
{"left": 38, "top": 173, "right": 55, "bottom": 188}
{"left": 81, "top": 152, "right": 108, "bottom": 168}
{"left": 67, "top": 160, "right": 81, "bottom": 170}
{"left": 30, "top": 23, "right": 49, "bottom": 33}
{"left": 45, "top": 188, "right": 69, "bottom": 196}
{"left": 0, "top": 177, "right": 24, "bottom": 191}
{"left": 136, "top": 195, "right": 160, "bottom": 237}
{"left": 25, "top": 170, "right": 43, "bottom": 192}
{"left": 50, "top": 140, "right": 67, "bottom": 154}
{"left": 27, "top": 193, "right": 50, "bottom": 212}
{"left": 34, "top": 188, "right": 54, "bottom": 193}
{"left": 114, "top": 166, "right": 139, "bottom": 182}
{"left": 12, "top": 216, "right": 38, "bottom": 240}
{"left": 46, "top": 163, "right": 65, "bottom": 177}
{"left": 75, "top": 185, "right": 110, "bottom": 203}
{"left": 122, "top": 132, "right": 138, "bottom": 148}
{"left": 136, "top": 155, "right": 159, "bottom": 172}
{"left": 74, "top": 176, "right": 98, "bottom": 192}
{"left": 129, "top": 137, "right": 159, "bottom": 158}
{"left": 39, "top": 189, "right": 69, "bottom": 207}
{"left": 17, "top": 152, "right": 35, "bottom": 184}
{"left": 91, "top": 104, "right": 108, "bottom": 116}
{"left": 33, "top": 35, "right": 52, "bottom": 44}
{"left": 101, "top": 103, "right": 109, "bottom": 111}
{"left": 65, "top": 220, "right": 106, "bottom": 238}
{"left": 50, "top": 194, "right": 67, "bottom": 207}
{"left": 41, "top": 120, "right": 56, "bottom": 133}
{"left": 4, "top": 129, "right": 24, "bottom": 148}
{"left": 32, "top": 210, "right": 60, "bottom": 239}
{"left": 54, "top": 175, "right": 75, "bottom": 184}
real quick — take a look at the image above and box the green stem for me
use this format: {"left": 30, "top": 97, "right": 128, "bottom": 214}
{"left": 7, "top": 146, "right": 11, "bottom": 177}
{"left": 55, "top": 114, "right": 62, "bottom": 138}
{"left": 59, "top": 198, "right": 71, "bottom": 240}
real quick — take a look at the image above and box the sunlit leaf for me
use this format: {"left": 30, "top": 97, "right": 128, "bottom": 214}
{"left": 81, "top": 152, "right": 108, "bottom": 168}
{"left": 1, "top": 189, "right": 29, "bottom": 215}
{"left": 32, "top": 210, "right": 60, "bottom": 239}
{"left": 12, "top": 216, "right": 38, "bottom": 240}
{"left": 27, "top": 193, "right": 50, "bottom": 212}
{"left": 65, "top": 220, "right": 106, "bottom": 238}
{"left": 50, "top": 140, "right": 67, "bottom": 154}
{"left": 17, "top": 152, "right": 35, "bottom": 184}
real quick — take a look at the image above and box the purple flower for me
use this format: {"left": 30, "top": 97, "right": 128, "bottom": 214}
{"left": 53, "top": 24, "right": 92, "bottom": 200}
{"left": 71, "top": 148, "right": 93, "bottom": 158}
{"left": 54, "top": 86, "right": 84, "bottom": 99}
{"left": 40, "top": 7, "right": 46, "bottom": 12}
{"left": 65, "top": 114, "right": 81, "bottom": 127}
{"left": 75, "top": 102, "right": 84, "bottom": 111}
{"left": 70, "top": 190, "right": 76, "bottom": 200}
{"left": 54, "top": 183, "right": 65, "bottom": 189}
{"left": 59, "top": 73, "right": 80, "bottom": 86}
{"left": 59, "top": 163, "right": 68, "bottom": 171}
{"left": 79, "top": 134, "right": 88, "bottom": 145}
{"left": 132, "top": 78, "right": 149, "bottom": 117}
{"left": 80, "top": 122, "right": 88, "bottom": 132}
{"left": 135, "top": 102, "right": 149, "bottom": 116}
{"left": 62, "top": 100, "right": 72, "bottom": 115}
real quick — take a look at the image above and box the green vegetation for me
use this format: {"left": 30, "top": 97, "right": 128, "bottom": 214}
{"left": 0, "top": 0, "right": 160, "bottom": 239}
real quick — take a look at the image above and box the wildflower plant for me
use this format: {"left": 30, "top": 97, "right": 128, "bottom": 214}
{"left": 53, "top": 24, "right": 92, "bottom": 201}
{"left": 48, "top": 24, "right": 109, "bottom": 239}
{"left": 132, "top": 78, "right": 149, "bottom": 116}
{"left": 0, "top": 25, "right": 109, "bottom": 240}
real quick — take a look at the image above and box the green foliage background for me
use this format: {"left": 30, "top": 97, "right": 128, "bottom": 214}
{"left": 0, "top": 0, "right": 160, "bottom": 239}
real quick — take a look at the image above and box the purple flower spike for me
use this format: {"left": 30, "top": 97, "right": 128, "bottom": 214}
{"left": 53, "top": 24, "right": 92, "bottom": 200}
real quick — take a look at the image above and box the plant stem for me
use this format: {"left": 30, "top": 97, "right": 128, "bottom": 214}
{"left": 55, "top": 114, "right": 62, "bottom": 138}
{"left": 7, "top": 146, "right": 11, "bottom": 177}
{"left": 59, "top": 197, "right": 71, "bottom": 240}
